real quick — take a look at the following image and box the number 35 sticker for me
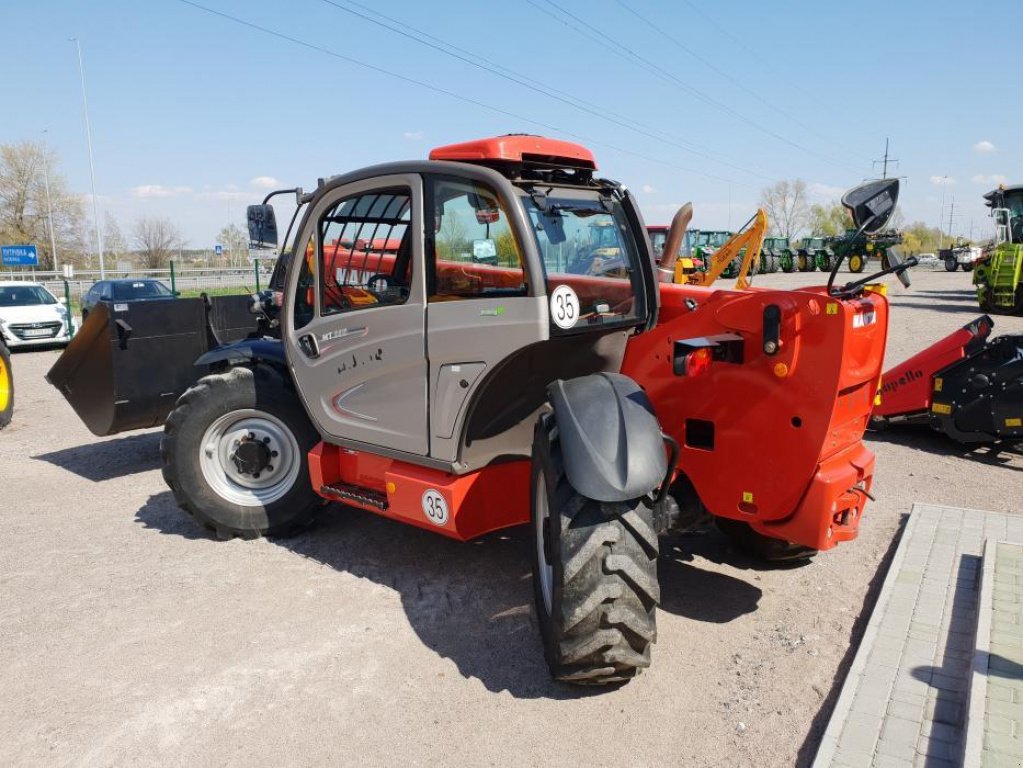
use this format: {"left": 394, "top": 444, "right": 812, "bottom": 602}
{"left": 422, "top": 489, "right": 449, "bottom": 526}
{"left": 550, "top": 285, "right": 580, "bottom": 329}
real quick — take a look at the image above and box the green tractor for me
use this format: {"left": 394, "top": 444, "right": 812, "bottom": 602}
{"left": 794, "top": 237, "right": 829, "bottom": 272}
{"left": 690, "top": 229, "right": 737, "bottom": 277}
{"left": 771, "top": 237, "right": 801, "bottom": 273}
{"left": 759, "top": 236, "right": 786, "bottom": 273}
{"left": 842, "top": 229, "right": 903, "bottom": 274}
{"left": 974, "top": 184, "right": 1023, "bottom": 314}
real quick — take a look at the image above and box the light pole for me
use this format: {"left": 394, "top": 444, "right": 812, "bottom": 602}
{"left": 70, "top": 37, "right": 105, "bottom": 277}
{"left": 40, "top": 130, "right": 59, "bottom": 273}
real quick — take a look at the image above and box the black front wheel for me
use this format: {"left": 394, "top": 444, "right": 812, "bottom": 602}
{"left": 531, "top": 414, "right": 659, "bottom": 685}
{"left": 0, "top": 341, "right": 12, "bottom": 430}
{"left": 944, "top": 257, "right": 957, "bottom": 272}
{"left": 161, "top": 365, "right": 322, "bottom": 539}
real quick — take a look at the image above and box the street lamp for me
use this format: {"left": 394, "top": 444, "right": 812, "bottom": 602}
{"left": 40, "top": 130, "right": 59, "bottom": 273}
{"left": 938, "top": 175, "right": 948, "bottom": 250}
{"left": 69, "top": 37, "right": 105, "bottom": 277}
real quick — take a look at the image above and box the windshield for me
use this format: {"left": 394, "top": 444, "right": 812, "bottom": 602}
{"left": 111, "top": 281, "right": 173, "bottom": 300}
{"left": 0, "top": 285, "right": 57, "bottom": 307}
{"left": 523, "top": 191, "right": 646, "bottom": 331}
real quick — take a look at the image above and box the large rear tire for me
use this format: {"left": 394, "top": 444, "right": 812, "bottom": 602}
{"left": 531, "top": 415, "right": 659, "bottom": 685}
{"left": 0, "top": 340, "right": 12, "bottom": 431}
{"left": 944, "top": 256, "right": 957, "bottom": 272}
{"left": 161, "top": 365, "right": 322, "bottom": 539}
{"left": 716, "top": 518, "right": 817, "bottom": 563}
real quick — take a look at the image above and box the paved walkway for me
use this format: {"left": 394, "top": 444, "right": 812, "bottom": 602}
{"left": 814, "top": 503, "right": 1023, "bottom": 768}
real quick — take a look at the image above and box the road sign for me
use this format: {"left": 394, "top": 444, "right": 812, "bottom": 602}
{"left": 1, "top": 244, "right": 39, "bottom": 267}
{"left": 214, "top": 244, "right": 223, "bottom": 256}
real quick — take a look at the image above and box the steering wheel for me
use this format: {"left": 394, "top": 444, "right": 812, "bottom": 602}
{"left": 366, "top": 273, "right": 397, "bottom": 292}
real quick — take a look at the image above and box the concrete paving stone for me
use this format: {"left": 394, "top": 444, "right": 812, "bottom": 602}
{"left": 924, "top": 697, "right": 963, "bottom": 726}
{"left": 989, "top": 655, "right": 1023, "bottom": 678}
{"left": 888, "top": 698, "right": 926, "bottom": 724}
{"left": 986, "top": 697, "right": 1023, "bottom": 719}
{"left": 917, "top": 734, "right": 961, "bottom": 760}
{"left": 832, "top": 751, "right": 875, "bottom": 768}
{"left": 873, "top": 755, "right": 914, "bottom": 768}
{"left": 921, "top": 720, "right": 961, "bottom": 744}
{"left": 837, "top": 714, "right": 884, "bottom": 757}
{"left": 892, "top": 688, "right": 929, "bottom": 709}
{"left": 914, "top": 757, "right": 956, "bottom": 768}
{"left": 984, "top": 731, "right": 1023, "bottom": 758}
{"left": 881, "top": 716, "right": 923, "bottom": 750}
{"left": 870, "top": 644, "right": 905, "bottom": 669}
{"left": 984, "top": 713, "right": 1016, "bottom": 735}
{"left": 932, "top": 674, "right": 969, "bottom": 695}
{"left": 876, "top": 735, "right": 917, "bottom": 762}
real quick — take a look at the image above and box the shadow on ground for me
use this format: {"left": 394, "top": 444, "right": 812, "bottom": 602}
{"left": 136, "top": 492, "right": 769, "bottom": 699}
{"left": 34, "top": 431, "right": 162, "bottom": 482}
{"left": 867, "top": 426, "right": 1023, "bottom": 473}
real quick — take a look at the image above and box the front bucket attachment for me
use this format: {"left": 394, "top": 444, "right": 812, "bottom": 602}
{"left": 46, "top": 296, "right": 259, "bottom": 436}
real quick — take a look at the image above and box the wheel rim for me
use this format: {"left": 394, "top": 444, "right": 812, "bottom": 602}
{"left": 199, "top": 409, "right": 301, "bottom": 507}
{"left": 534, "top": 469, "right": 554, "bottom": 615}
{"left": 0, "top": 355, "right": 9, "bottom": 412}
{"left": 850, "top": 255, "right": 862, "bottom": 271}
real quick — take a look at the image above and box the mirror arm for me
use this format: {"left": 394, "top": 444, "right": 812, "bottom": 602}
{"left": 261, "top": 187, "right": 301, "bottom": 206}
{"left": 835, "top": 256, "right": 919, "bottom": 298}
{"left": 826, "top": 214, "right": 877, "bottom": 296}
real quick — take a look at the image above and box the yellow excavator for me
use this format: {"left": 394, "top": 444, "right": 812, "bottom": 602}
{"left": 657, "top": 205, "right": 768, "bottom": 288}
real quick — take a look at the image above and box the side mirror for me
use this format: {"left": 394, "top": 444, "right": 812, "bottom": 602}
{"left": 247, "top": 204, "right": 278, "bottom": 249}
{"left": 842, "top": 179, "right": 900, "bottom": 234}
{"left": 886, "top": 247, "right": 913, "bottom": 288}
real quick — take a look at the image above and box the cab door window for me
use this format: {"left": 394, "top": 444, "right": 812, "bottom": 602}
{"left": 318, "top": 188, "right": 413, "bottom": 315}
{"left": 428, "top": 177, "right": 527, "bottom": 300}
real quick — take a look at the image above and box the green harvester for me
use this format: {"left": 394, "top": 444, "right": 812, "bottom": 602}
{"left": 975, "top": 184, "right": 1023, "bottom": 314}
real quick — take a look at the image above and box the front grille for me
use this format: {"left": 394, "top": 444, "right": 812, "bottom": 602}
{"left": 9, "top": 321, "right": 63, "bottom": 340}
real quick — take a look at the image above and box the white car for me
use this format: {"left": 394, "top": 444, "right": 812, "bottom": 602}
{"left": 0, "top": 281, "right": 73, "bottom": 349}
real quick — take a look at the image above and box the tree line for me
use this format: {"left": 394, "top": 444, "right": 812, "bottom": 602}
{"left": 0, "top": 140, "right": 249, "bottom": 271}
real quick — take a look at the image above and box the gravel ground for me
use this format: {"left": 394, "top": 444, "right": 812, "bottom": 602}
{"left": 1, "top": 266, "right": 1020, "bottom": 768}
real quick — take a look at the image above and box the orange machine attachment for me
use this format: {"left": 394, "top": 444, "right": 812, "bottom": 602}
{"left": 681, "top": 209, "right": 768, "bottom": 289}
{"left": 621, "top": 280, "right": 890, "bottom": 551}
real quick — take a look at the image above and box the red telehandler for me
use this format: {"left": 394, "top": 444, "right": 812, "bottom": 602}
{"left": 143, "top": 136, "right": 911, "bottom": 685}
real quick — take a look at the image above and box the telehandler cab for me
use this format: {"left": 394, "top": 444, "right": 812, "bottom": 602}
{"left": 159, "top": 136, "right": 909, "bottom": 685}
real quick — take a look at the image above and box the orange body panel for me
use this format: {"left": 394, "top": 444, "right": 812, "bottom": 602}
{"left": 309, "top": 443, "right": 530, "bottom": 541}
{"left": 621, "top": 282, "right": 888, "bottom": 550}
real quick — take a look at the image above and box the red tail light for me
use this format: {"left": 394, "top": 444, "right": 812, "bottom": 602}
{"left": 684, "top": 347, "right": 713, "bottom": 377}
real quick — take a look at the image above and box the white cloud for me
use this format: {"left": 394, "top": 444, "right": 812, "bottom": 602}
{"left": 403, "top": 131, "right": 424, "bottom": 140}
{"left": 971, "top": 173, "right": 1007, "bottom": 185}
{"left": 973, "top": 140, "right": 996, "bottom": 154}
{"left": 641, "top": 184, "right": 656, "bottom": 194}
{"left": 131, "top": 184, "right": 193, "bottom": 199}
{"left": 249, "top": 176, "right": 279, "bottom": 189}
{"left": 929, "top": 176, "right": 955, "bottom": 186}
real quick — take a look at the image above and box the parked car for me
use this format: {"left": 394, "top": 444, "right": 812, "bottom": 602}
{"left": 81, "top": 278, "right": 176, "bottom": 321}
{"left": 0, "top": 281, "right": 73, "bottom": 349}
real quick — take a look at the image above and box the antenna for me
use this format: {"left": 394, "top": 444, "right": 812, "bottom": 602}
{"left": 872, "top": 138, "right": 900, "bottom": 179}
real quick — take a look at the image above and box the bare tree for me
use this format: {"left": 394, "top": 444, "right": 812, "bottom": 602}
{"left": 0, "top": 141, "right": 87, "bottom": 269}
{"left": 102, "top": 211, "right": 128, "bottom": 263}
{"left": 133, "top": 216, "right": 184, "bottom": 269}
{"left": 760, "top": 179, "right": 810, "bottom": 241}
{"left": 216, "top": 224, "right": 248, "bottom": 266}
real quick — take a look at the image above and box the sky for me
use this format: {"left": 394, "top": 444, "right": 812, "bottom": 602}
{"left": 3, "top": 0, "right": 1020, "bottom": 249}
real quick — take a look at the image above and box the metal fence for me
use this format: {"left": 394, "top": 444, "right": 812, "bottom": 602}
{"left": 0, "top": 259, "right": 278, "bottom": 314}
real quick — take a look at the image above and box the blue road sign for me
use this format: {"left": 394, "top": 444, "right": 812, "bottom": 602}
{"left": 214, "top": 244, "right": 224, "bottom": 256}
{"left": 1, "top": 244, "right": 39, "bottom": 267}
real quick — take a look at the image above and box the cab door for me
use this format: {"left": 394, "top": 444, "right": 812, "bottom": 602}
{"left": 284, "top": 175, "right": 429, "bottom": 455}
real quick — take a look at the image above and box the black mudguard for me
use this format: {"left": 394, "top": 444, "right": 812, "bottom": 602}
{"left": 546, "top": 372, "right": 666, "bottom": 503}
{"left": 195, "top": 338, "right": 286, "bottom": 370}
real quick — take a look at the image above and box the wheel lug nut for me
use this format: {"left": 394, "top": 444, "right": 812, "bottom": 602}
{"left": 267, "top": 465, "right": 274, "bottom": 471}
{"left": 253, "top": 472, "right": 261, "bottom": 479}
{"left": 271, "top": 450, "right": 279, "bottom": 458}
{"left": 248, "top": 432, "right": 255, "bottom": 440}
{"left": 263, "top": 437, "right": 271, "bottom": 444}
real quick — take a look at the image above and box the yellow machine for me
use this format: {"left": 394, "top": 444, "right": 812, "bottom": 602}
{"left": 679, "top": 209, "right": 768, "bottom": 288}
{"left": 658, "top": 206, "right": 768, "bottom": 289}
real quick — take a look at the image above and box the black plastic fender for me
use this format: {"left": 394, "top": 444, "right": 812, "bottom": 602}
{"left": 546, "top": 372, "right": 666, "bottom": 503}
{"left": 195, "top": 338, "right": 286, "bottom": 370}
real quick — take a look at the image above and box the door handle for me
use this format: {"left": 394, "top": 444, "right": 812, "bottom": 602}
{"left": 298, "top": 333, "right": 320, "bottom": 359}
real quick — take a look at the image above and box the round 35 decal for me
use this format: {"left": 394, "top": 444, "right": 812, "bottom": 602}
{"left": 549, "top": 284, "right": 580, "bottom": 329}
{"left": 422, "top": 489, "right": 449, "bottom": 526}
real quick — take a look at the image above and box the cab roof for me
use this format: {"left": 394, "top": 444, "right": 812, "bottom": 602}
{"left": 429, "top": 134, "right": 596, "bottom": 171}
